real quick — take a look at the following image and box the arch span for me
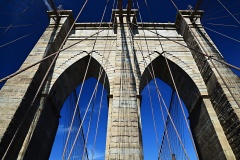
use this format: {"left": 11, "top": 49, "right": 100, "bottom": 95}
{"left": 139, "top": 52, "right": 202, "bottom": 112}
{"left": 139, "top": 52, "right": 233, "bottom": 159}
{"left": 49, "top": 55, "right": 110, "bottom": 109}
{"left": 22, "top": 55, "right": 110, "bottom": 159}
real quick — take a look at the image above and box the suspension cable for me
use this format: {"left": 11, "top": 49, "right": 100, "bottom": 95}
{"left": 6, "top": 0, "right": 41, "bottom": 14}
{"left": 142, "top": 0, "right": 191, "bottom": 157}
{"left": 64, "top": 89, "right": 88, "bottom": 159}
{"left": 91, "top": 17, "right": 116, "bottom": 159}
{"left": 2, "top": 0, "right": 96, "bottom": 157}
{"left": 64, "top": 0, "right": 111, "bottom": 159}
{"left": 205, "top": 23, "right": 239, "bottom": 28}
{"left": 62, "top": 36, "right": 97, "bottom": 160}
{"left": 91, "top": 76, "right": 106, "bottom": 159}
{"left": 132, "top": 2, "right": 165, "bottom": 156}
{"left": 66, "top": 49, "right": 111, "bottom": 159}
{"left": 202, "top": 12, "right": 240, "bottom": 22}
{"left": 144, "top": 0, "right": 200, "bottom": 152}
{"left": 91, "top": 1, "right": 117, "bottom": 152}
{"left": 146, "top": 79, "right": 160, "bottom": 150}
{"left": 155, "top": 80, "right": 190, "bottom": 159}
{"left": 203, "top": 2, "right": 240, "bottom": 19}
{"left": 158, "top": 90, "right": 175, "bottom": 158}
{"left": 128, "top": 29, "right": 175, "bottom": 159}
{"left": 81, "top": 89, "right": 97, "bottom": 160}
{"left": 131, "top": 23, "right": 240, "bottom": 71}
{"left": 131, "top": 0, "right": 173, "bottom": 157}
{"left": 91, "top": 47, "right": 112, "bottom": 159}
{"left": 0, "top": 32, "right": 32, "bottom": 48}
{"left": 203, "top": 26, "right": 240, "bottom": 42}
{"left": 1, "top": 0, "right": 45, "bottom": 35}
{"left": 135, "top": 1, "right": 198, "bottom": 157}
{"left": 217, "top": 0, "right": 240, "bottom": 25}
{"left": 168, "top": 0, "right": 179, "bottom": 11}
{"left": 74, "top": 89, "right": 89, "bottom": 159}
{"left": 175, "top": 11, "right": 240, "bottom": 107}
{"left": 82, "top": 6, "right": 117, "bottom": 158}
{"left": 0, "top": 23, "right": 39, "bottom": 28}
{"left": 66, "top": 82, "right": 98, "bottom": 160}
{"left": 0, "top": 30, "right": 104, "bottom": 83}
{"left": 131, "top": 1, "right": 190, "bottom": 158}
{"left": 163, "top": 51, "right": 200, "bottom": 159}
{"left": 89, "top": 19, "right": 116, "bottom": 160}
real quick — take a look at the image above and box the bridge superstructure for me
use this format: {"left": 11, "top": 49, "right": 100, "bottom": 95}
{"left": 0, "top": 7, "right": 239, "bottom": 160}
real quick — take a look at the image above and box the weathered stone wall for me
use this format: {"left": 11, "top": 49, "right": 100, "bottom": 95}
{"left": 0, "top": 11, "right": 74, "bottom": 159}
{"left": 176, "top": 10, "right": 240, "bottom": 159}
{"left": 104, "top": 13, "right": 143, "bottom": 159}
{"left": 136, "top": 25, "right": 235, "bottom": 159}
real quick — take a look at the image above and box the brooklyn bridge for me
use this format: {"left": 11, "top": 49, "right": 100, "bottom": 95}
{"left": 0, "top": 0, "right": 239, "bottom": 159}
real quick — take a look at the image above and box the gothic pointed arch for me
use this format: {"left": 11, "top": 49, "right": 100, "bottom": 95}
{"left": 48, "top": 54, "right": 110, "bottom": 109}
{"left": 22, "top": 55, "right": 110, "bottom": 159}
{"left": 139, "top": 52, "right": 233, "bottom": 159}
{"left": 139, "top": 51, "right": 204, "bottom": 111}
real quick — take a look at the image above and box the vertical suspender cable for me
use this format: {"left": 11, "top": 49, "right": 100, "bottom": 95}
{"left": 158, "top": 90, "right": 175, "bottom": 159}
{"left": 91, "top": 42, "right": 113, "bottom": 159}
{"left": 85, "top": 26, "right": 116, "bottom": 160}
{"left": 91, "top": 2, "right": 117, "bottom": 154}
{"left": 2, "top": 0, "right": 94, "bottom": 158}
{"left": 81, "top": 90, "right": 97, "bottom": 160}
{"left": 131, "top": 0, "right": 191, "bottom": 158}
{"left": 128, "top": 1, "right": 174, "bottom": 157}
{"left": 144, "top": 0, "right": 198, "bottom": 158}
{"left": 130, "top": 1, "right": 187, "bottom": 158}
{"left": 146, "top": 79, "right": 160, "bottom": 150}
{"left": 65, "top": 0, "right": 111, "bottom": 159}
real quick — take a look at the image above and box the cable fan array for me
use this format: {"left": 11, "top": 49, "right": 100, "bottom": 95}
{"left": 158, "top": 91, "right": 189, "bottom": 160}
{"left": 61, "top": 90, "right": 89, "bottom": 160}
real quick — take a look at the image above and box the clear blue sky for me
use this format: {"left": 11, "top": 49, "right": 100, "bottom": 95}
{"left": 0, "top": 0, "right": 239, "bottom": 159}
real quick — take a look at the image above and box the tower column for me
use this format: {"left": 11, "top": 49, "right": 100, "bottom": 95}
{"left": 0, "top": 11, "right": 74, "bottom": 159}
{"left": 105, "top": 10, "right": 143, "bottom": 159}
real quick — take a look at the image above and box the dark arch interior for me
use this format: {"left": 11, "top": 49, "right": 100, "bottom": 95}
{"left": 140, "top": 78, "right": 198, "bottom": 159}
{"left": 139, "top": 53, "right": 201, "bottom": 112}
{"left": 139, "top": 53, "right": 208, "bottom": 159}
{"left": 50, "top": 77, "right": 109, "bottom": 159}
{"left": 50, "top": 55, "right": 110, "bottom": 111}
{"left": 23, "top": 55, "right": 110, "bottom": 159}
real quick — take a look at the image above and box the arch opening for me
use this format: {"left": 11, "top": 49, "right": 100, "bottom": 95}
{"left": 50, "top": 77, "right": 108, "bottom": 160}
{"left": 23, "top": 56, "right": 110, "bottom": 159}
{"left": 49, "top": 55, "right": 110, "bottom": 110}
{"left": 139, "top": 53, "right": 205, "bottom": 159}
{"left": 140, "top": 78, "right": 198, "bottom": 159}
{"left": 139, "top": 53, "right": 201, "bottom": 112}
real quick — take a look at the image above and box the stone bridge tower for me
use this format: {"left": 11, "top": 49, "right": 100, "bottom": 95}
{"left": 0, "top": 9, "right": 239, "bottom": 160}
